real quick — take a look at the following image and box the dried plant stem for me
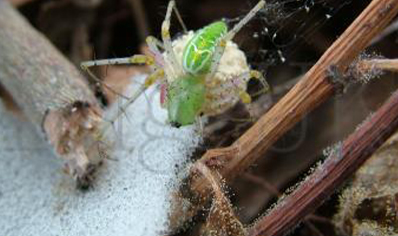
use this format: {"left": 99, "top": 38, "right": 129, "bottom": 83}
{"left": 190, "top": 0, "right": 398, "bottom": 196}
{"left": 194, "top": 163, "right": 246, "bottom": 236}
{"left": 371, "top": 18, "right": 398, "bottom": 44}
{"left": 248, "top": 82, "right": 398, "bottom": 236}
{"left": 128, "top": 0, "right": 150, "bottom": 42}
{"left": 0, "top": 1, "right": 103, "bottom": 187}
{"left": 9, "top": 0, "right": 36, "bottom": 7}
{"left": 168, "top": 0, "right": 398, "bottom": 232}
{"left": 358, "top": 58, "right": 398, "bottom": 72}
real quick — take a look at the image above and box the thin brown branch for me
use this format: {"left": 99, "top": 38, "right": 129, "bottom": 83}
{"left": 357, "top": 58, "right": 398, "bottom": 73}
{"left": 248, "top": 80, "right": 398, "bottom": 236}
{"left": 194, "top": 162, "right": 246, "bottom": 236}
{"left": 128, "top": 0, "right": 150, "bottom": 42}
{"left": 191, "top": 0, "right": 398, "bottom": 197}
{"left": 8, "top": 0, "right": 36, "bottom": 7}
{"left": 71, "top": 0, "right": 102, "bottom": 8}
{"left": 371, "top": 18, "right": 398, "bottom": 44}
{"left": 0, "top": 1, "right": 103, "bottom": 187}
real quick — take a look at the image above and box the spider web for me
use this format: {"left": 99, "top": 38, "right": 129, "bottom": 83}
{"left": 200, "top": 0, "right": 356, "bottom": 150}
{"left": 244, "top": 0, "right": 355, "bottom": 68}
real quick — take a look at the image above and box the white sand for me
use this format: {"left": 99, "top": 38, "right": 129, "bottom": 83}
{"left": 0, "top": 74, "right": 201, "bottom": 236}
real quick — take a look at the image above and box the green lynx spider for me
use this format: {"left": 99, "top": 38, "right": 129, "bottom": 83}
{"left": 81, "top": 0, "right": 269, "bottom": 128}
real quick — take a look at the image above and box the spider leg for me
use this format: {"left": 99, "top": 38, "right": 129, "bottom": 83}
{"left": 81, "top": 55, "right": 159, "bottom": 98}
{"left": 224, "top": 0, "right": 265, "bottom": 41}
{"left": 146, "top": 36, "right": 165, "bottom": 66}
{"left": 144, "top": 69, "right": 165, "bottom": 88}
{"left": 249, "top": 70, "right": 271, "bottom": 94}
{"left": 171, "top": 0, "right": 188, "bottom": 33}
{"left": 162, "top": 0, "right": 183, "bottom": 76}
{"left": 81, "top": 54, "right": 159, "bottom": 71}
{"left": 195, "top": 116, "right": 204, "bottom": 136}
{"left": 235, "top": 70, "right": 270, "bottom": 104}
{"left": 103, "top": 69, "right": 166, "bottom": 134}
{"left": 206, "top": 1, "right": 265, "bottom": 82}
{"left": 205, "top": 38, "right": 227, "bottom": 83}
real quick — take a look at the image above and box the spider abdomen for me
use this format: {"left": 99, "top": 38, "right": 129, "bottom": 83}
{"left": 182, "top": 21, "right": 227, "bottom": 75}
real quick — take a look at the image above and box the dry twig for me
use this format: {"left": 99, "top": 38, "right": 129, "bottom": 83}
{"left": 170, "top": 0, "right": 398, "bottom": 232}
{"left": 194, "top": 163, "right": 246, "bottom": 236}
{"left": 0, "top": 1, "right": 103, "bottom": 187}
{"left": 190, "top": 0, "right": 398, "bottom": 196}
{"left": 248, "top": 78, "right": 398, "bottom": 236}
{"left": 8, "top": 0, "right": 36, "bottom": 7}
{"left": 128, "top": 0, "right": 150, "bottom": 42}
{"left": 356, "top": 58, "right": 398, "bottom": 73}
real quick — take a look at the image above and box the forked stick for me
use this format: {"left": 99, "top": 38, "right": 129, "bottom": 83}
{"left": 169, "top": 0, "right": 398, "bottom": 232}
{"left": 190, "top": 0, "right": 398, "bottom": 200}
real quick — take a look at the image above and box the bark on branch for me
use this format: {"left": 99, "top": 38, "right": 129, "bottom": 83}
{"left": 249, "top": 81, "right": 398, "bottom": 236}
{"left": 0, "top": 0, "right": 103, "bottom": 187}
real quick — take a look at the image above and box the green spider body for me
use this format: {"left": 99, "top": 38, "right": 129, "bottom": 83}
{"left": 81, "top": 0, "right": 267, "bottom": 129}
{"left": 166, "top": 21, "right": 229, "bottom": 127}
{"left": 182, "top": 21, "right": 227, "bottom": 75}
{"left": 166, "top": 74, "right": 206, "bottom": 127}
